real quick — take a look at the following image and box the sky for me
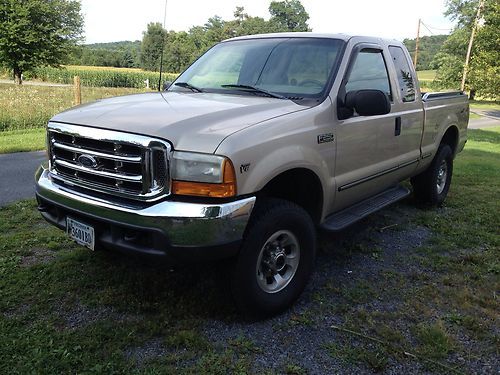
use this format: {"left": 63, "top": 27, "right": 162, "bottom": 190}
{"left": 80, "top": 0, "right": 456, "bottom": 44}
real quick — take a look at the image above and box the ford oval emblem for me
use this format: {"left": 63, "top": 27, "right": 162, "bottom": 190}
{"left": 78, "top": 154, "right": 98, "bottom": 168}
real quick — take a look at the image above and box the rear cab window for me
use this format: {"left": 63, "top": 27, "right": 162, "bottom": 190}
{"left": 388, "top": 46, "right": 416, "bottom": 102}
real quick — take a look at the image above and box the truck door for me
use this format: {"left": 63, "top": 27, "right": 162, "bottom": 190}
{"left": 333, "top": 45, "right": 400, "bottom": 211}
{"left": 386, "top": 45, "right": 424, "bottom": 180}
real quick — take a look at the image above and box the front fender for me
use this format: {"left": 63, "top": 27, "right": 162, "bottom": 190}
{"left": 215, "top": 99, "right": 336, "bottom": 217}
{"left": 241, "top": 145, "right": 329, "bottom": 194}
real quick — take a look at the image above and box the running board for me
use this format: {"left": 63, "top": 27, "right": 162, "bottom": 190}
{"left": 321, "top": 185, "right": 411, "bottom": 232}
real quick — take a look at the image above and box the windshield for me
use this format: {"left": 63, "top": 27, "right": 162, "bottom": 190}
{"left": 170, "top": 37, "right": 345, "bottom": 99}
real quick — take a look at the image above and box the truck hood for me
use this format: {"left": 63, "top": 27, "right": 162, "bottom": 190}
{"left": 51, "top": 91, "right": 305, "bottom": 153}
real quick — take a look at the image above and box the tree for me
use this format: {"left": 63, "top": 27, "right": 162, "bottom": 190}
{"left": 72, "top": 1, "right": 311, "bottom": 74}
{"left": 121, "top": 51, "right": 135, "bottom": 68}
{"left": 163, "top": 31, "right": 199, "bottom": 73}
{"left": 224, "top": 7, "right": 275, "bottom": 38}
{"left": 0, "top": 0, "right": 83, "bottom": 84}
{"left": 269, "top": 0, "right": 311, "bottom": 32}
{"left": 141, "top": 22, "right": 166, "bottom": 71}
{"left": 432, "top": 0, "right": 499, "bottom": 98}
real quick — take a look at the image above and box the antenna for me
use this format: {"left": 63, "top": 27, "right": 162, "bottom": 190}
{"left": 158, "top": 0, "right": 168, "bottom": 91}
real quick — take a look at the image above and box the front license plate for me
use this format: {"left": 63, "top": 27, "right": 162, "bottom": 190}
{"left": 67, "top": 217, "right": 95, "bottom": 251}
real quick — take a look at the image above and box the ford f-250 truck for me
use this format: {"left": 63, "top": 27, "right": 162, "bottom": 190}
{"left": 35, "top": 33, "right": 469, "bottom": 317}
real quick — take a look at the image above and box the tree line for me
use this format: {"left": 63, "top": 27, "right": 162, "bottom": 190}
{"left": 0, "top": 0, "right": 497, "bottom": 98}
{"left": 68, "top": 0, "right": 311, "bottom": 71}
{"left": 74, "top": 32, "right": 449, "bottom": 73}
{"left": 69, "top": 41, "right": 142, "bottom": 69}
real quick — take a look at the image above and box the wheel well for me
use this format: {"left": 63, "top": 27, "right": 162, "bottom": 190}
{"left": 441, "top": 126, "right": 459, "bottom": 155}
{"left": 259, "top": 168, "right": 323, "bottom": 224}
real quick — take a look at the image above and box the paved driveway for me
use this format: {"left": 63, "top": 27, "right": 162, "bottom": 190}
{"left": 0, "top": 151, "right": 46, "bottom": 207}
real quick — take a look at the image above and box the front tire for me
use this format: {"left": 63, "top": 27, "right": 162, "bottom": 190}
{"left": 411, "top": 144, "right": 453, "bottom": 206}
{"left": 231, "top": 199, "right": 316, "bottom": 318}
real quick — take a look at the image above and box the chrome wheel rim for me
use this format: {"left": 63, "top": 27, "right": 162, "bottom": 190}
{"left": 256, "top": 230, "right": 300, "bottom": 294}
{"left": 436, "top": 160, "right": 448, "bottom": 194}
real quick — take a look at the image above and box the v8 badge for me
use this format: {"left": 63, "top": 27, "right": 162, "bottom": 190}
{"left": 240, "top": 163, "right": 251, "bottom": 173}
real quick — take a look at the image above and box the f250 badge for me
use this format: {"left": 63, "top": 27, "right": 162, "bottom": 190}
{"left": 317, "top": 133, "right": 334, "bottom": 144}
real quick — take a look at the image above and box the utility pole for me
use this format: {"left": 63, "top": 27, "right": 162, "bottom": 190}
{"left": 461, "top": 0, "right": 485, "bottom": 92}
{"left": 413, "top": 18, "right": 421, "bottom": 69}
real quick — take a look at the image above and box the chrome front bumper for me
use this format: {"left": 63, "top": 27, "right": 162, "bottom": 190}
{"left": 35, "top": 166, "right": 255, "bottom": 257}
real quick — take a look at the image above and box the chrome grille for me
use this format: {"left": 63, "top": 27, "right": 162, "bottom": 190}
{"left": 47, "top": 122, "right": 171, "bottom": 201}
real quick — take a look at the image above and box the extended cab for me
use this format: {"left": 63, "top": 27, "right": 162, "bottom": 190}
{"left": 35, "top": 33, "right": 469, "bottom": 316}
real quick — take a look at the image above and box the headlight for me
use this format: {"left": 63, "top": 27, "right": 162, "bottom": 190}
{"left": 172, "top": 152, "right": 226, "bottom": 183}
{"left": 171, "top": 151, "right": 237, "bottom": 198}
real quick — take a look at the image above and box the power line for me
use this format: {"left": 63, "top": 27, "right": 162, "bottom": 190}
{"left": 424, "top": 24, "right": 453, "bottom": 31}
{"left": 420, "top": 21, "right": 435, "bottom": 35}
{"left": 412, "top": 18, "right": 451, "bottom": 68}
{"left": 420, "top": 21, "right": 453, "bottom": 35}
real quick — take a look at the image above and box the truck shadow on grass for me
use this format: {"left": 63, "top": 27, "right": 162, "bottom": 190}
{"left": 50, "top": 197, "right": 450, "bottom": 373}
{"left": 78, "top": 196, "right": 424, "bottom": 321}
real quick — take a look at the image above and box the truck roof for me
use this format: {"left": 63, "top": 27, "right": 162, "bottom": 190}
{"left": 224, "top": 32, "right": 403, "bottom": 46}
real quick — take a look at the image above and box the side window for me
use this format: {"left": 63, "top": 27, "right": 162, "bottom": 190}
{"left": 345, "top": 49, "right": 391, "bottom": 98}
{"left": 389, "top": 46, "right": 415, "bottom": 102}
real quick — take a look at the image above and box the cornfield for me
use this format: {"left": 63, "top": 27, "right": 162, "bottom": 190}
{"left": 24, "top": 66, "right": 178, "bottom": 90}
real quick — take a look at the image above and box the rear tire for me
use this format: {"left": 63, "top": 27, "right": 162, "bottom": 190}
{"left": 411, "top": 144, "right": 453, "bottom": 206}
{"left": 230, "top": 199, "right": 316, "bottom": 318}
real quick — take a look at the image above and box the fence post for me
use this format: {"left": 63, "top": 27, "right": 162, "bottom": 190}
{"left": 74, "top": 76, "right": 81, "bottom": 105}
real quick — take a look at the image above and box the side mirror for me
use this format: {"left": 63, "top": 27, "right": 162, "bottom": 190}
{"left": 163, "top": 81, "right": 172, "bottom": 91}
{"left": 344, "top": 89, "right": 391, "bottom": 117}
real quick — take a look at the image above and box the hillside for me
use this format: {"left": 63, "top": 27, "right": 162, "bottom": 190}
{"left": 402, "top": 34, "right": 448, "bottom": 71}
{"left": 70, "top": 41, "right": 142, "bottom": 68}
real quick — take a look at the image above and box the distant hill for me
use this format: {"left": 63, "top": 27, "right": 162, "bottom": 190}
{"left": 84, "top": 41, "right": 141, "bottom": 51}
{"left": 70, "top": 41, "right": 142, "bottom": 68}
{"left": 403, "top": 34, "right": 448, "bottom": 71}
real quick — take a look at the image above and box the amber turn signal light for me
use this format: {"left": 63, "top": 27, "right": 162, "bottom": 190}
{"left": 172, "top": 159, "right": 237, "bottom": 198}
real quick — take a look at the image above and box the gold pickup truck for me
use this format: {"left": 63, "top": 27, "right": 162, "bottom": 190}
{"left": 35, "top": 33, "right": 469, "bottom": 317}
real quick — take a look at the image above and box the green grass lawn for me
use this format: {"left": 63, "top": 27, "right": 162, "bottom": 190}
{"left": 0, "top": 84, "right": 150, "bottom": 154}
{"left": 416, "top": 70, "right": 436, "bottom": 82}
{"left": 0, "top": 128, "right": 498, "bottom": 373}
{"left": 0, "top": 128, "right": 47, "bottom": 154}
{"left": 0, "top": 83, "right": 146, "bottom": 132}
{"left": 470, "top": 100, "right": 500, "bottom": 111}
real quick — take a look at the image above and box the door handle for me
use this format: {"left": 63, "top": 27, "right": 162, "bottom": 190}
{"left": 395, "top": 117, "right": 401, "bottom": 136}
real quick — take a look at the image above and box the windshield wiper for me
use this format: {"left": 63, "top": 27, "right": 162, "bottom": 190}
{"left": 174, "top": 82, "right": 204, "bottom": 92}
{"left": 221, "top": 84, "right": 287, "bottom": 99}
